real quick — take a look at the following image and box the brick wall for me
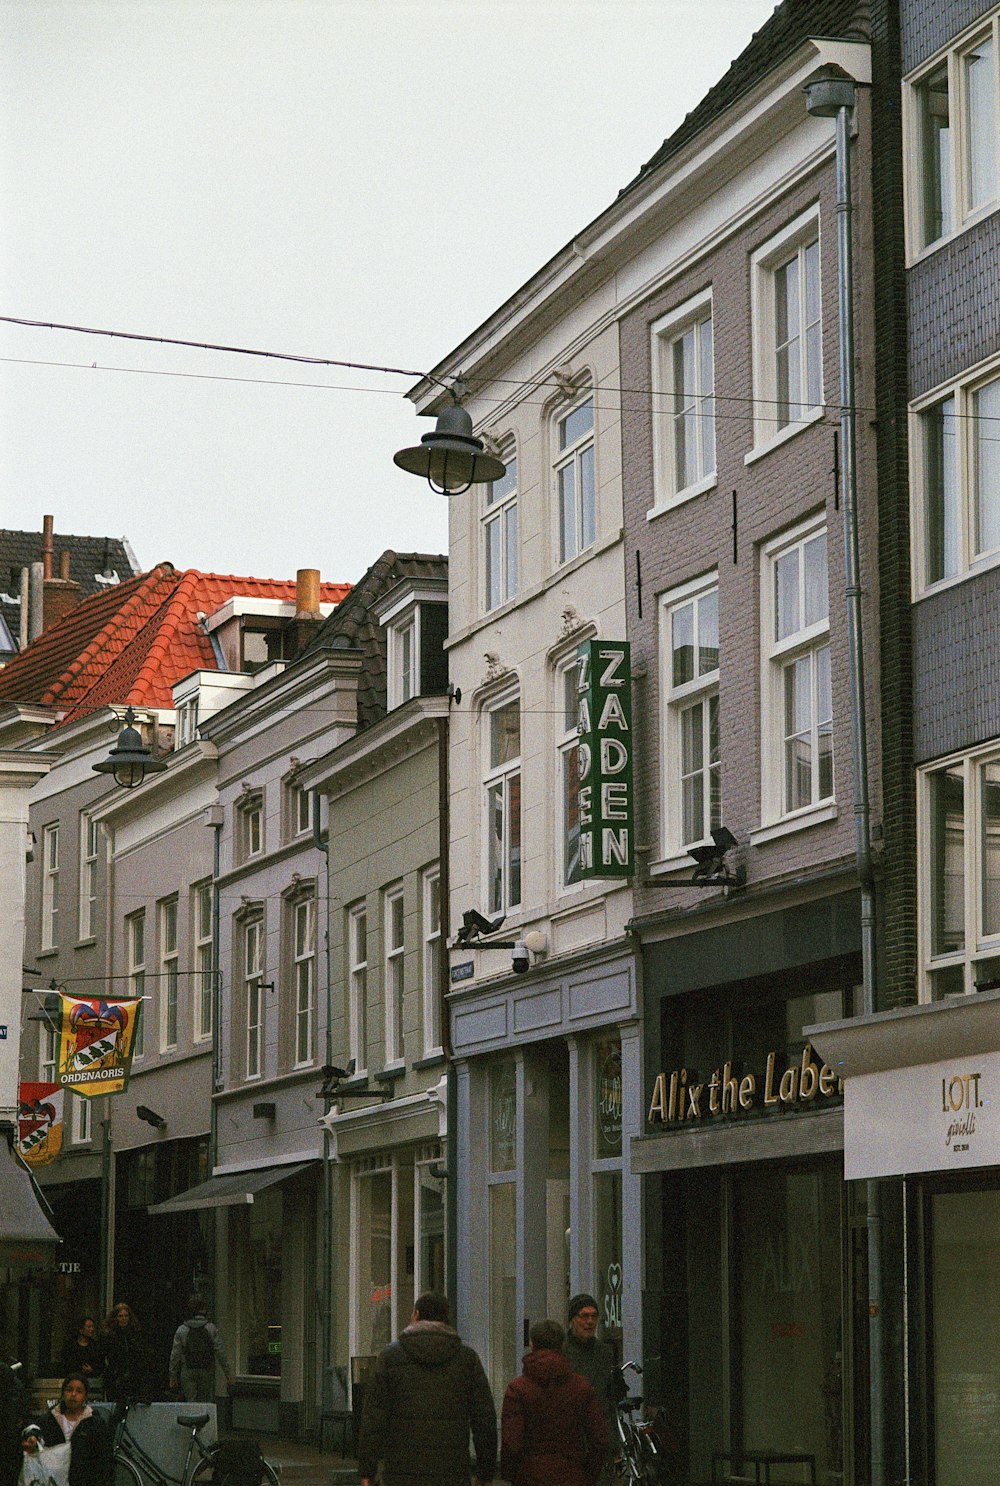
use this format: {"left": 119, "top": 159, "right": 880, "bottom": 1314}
{"left": 620, "top": 129, "right": 881, "bottom": 931}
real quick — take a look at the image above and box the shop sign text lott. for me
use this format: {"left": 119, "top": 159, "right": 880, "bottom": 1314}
{"left": 577, "top": 639, "right": 634, "bottom": 879}
{"left": 648, "top": 1043, "right": 843, "bottom": 1125}
{"left": 844, "top": 1053, "right": 1000, "bottom": 1179}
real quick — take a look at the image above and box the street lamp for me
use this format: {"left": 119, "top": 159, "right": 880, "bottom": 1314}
{"left": 394, "top": 403, "right": 506, "bottom": 495}
{"left": 93, "top": 707, "right": 167, "bottom": 790}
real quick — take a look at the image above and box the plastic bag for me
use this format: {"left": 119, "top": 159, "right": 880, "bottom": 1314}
{"left": 19, "top": 1440, "right": 71, "bottom": 1486}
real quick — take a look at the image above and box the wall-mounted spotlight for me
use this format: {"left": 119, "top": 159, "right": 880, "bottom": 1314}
{"left": 686, "top": 825, "right": 745, "bottom": 892}
{"left": 136, "top": 1105, "right": 167, "bottom": 1130}
{"left": 455, "top": 908, "right": 506, "bottom": 945}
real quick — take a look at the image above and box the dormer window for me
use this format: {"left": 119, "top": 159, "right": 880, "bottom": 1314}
{"left": 390, "top": 613, "right": 418, "bottom": 708}
{"left": 175, "top": 697, "right": 198, "bottom": 749}
{"left": 377, "top": 575, "right": 449, "bottom": 711}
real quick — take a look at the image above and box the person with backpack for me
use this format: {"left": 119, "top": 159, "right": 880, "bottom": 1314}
{"left": 168, "top": 1297, "right": 233, "bottom": 1403}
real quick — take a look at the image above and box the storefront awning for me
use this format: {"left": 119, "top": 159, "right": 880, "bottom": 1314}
{"left": 0, "top": 1131, "right": 61, "bottom": 1265}
{"left": 806, "top": 985, "right": 1000, "bottom": 1077}
{"left": 147, "top": 1160, "right": 316, "bottom": 1215}
{"left": 806, "top": 988, "right": 1000, "bottom": 1181}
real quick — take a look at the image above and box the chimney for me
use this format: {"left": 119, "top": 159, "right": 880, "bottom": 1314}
{"left": 42, "top": 515, "right": 54, "bottom": 579}
{"left": 43, "top": 546, "right": 82, "bottom": 631}
{"left": 295, "top": 568, "right": 321, "bottom": 619}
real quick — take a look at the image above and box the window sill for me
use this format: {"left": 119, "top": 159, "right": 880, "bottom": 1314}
{"left": 74, "top": 937, "right": 97, "bottom": 951}
{"left": 35, "top": 947, "right": 59, "bottom": 960}
{"left": 745, "top": 406, "right": 825, "bottom": 466}
{"left": 414, "top": 1050, "right": 446, "bottom": 1070}
{"left": 906, "top": 201, "right": 999, "bottom": 270}
{"left": 750, "top": 800, "right": 838, "bottom": 845}
{"left": 375, "top": 1063, "right": 406, "bottom": 1083}
{"left": 646, "top": 474, "right": 717, "bottom": 521}
{"left": 913, "top": 547, "right": 1000, "bottom": 604}
{"left": 648, "top": 850, "right": 700, "bottom": 877}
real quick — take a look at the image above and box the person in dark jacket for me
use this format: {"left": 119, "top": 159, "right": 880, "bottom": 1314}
{"left": 58, "top": 1320, "right": 104, "bottom": 1389}
{"left": 500, "top": 1319, "right": 607, "bottom": 1486}
{"left": 563, "top": 1294, "right": 623, "bottom": 1486}
{"left": 358, "top": 1290, "right": 496, "bottom": 1486}
{"left": 0, "top": 1361, "right": 29, "bottom": 1486}
{"left": 101, "top": 1302, "right": 146, "bottom": 1402}
{"left": 21, "top": 1374, "right": 112, "bottom": 1486}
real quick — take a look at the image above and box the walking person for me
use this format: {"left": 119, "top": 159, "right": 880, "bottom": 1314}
{"left": 101, "top": 1303, "right": 145, "bottom": 1403}
{"left": 169, "top": 1296, "right": 233, "bottom": 1402}
{"left": 500, "top": 1319, "right": 607, "bottom": 1486}
{"left": 357, "top": 1290, "right": 496, "bottom": 1486}
{"left": 20, "top": 1374, "right": 112, "bottom": 1486}
{"left": 59, "top": 1321, "right": 104, "bottom": 1391}
{"left": 563, "top": 1294, "right": 623, "bottom": 1486}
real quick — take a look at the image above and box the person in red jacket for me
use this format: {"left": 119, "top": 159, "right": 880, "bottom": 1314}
{"left": 500, "top": 1319, "right": 608, "bottom": 1486}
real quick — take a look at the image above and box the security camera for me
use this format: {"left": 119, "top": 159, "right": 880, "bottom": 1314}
{"left": 512, "top": 941, "right": 530, "bottom": 974}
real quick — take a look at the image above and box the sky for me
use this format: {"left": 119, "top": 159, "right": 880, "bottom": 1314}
{"left": 1, "top": 0, "right": 778, "bottom": 589}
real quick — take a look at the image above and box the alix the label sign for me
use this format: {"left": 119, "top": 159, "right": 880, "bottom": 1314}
{"left": 648, "top": 1043, "right": 842, "bottom": 1126}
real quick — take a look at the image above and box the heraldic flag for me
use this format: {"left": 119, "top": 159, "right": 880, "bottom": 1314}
{"left": 57, "top": 995, "right": 142, "bottom": 1097}
{"left": 18, "top": 1081, "right": 65, "bottom": 1167}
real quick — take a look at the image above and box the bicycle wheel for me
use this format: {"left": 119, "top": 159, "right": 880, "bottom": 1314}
{"left": 192, "top": 1444, "right": 280, "bottom": 1486}
{"left": 114, "top": 1451, "right": 145, "bottom": 1486}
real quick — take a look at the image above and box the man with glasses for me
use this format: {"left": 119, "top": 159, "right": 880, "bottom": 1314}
{"left": 564, "top": 1295, "right": 622, "bottom": 1486}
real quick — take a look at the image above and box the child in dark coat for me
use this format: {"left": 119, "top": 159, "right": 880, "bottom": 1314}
{"left": 500, "top": 1320, "right": 607, "bottom": 1486}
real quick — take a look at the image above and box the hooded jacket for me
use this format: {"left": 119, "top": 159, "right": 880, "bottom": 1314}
{"left": 32, "top": 1407, "right": 112, "bottom": 1486}
{"left": 500, "top": 1348, "right": 608, "bottom": 1486}
{"left": 357, "top": 1321, "right": 497, "bottom": 1486}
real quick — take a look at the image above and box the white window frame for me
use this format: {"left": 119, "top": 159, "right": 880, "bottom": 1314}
{"left": 483, "top": 693, "right": 522, "bottom": 917}
{"left": 555, "top": 393, "right": 596, "bottom": 564}
{"left": 159, "top": 896, "right": 179, "bottom": 1052}
{"left": 383, "top": 884, "right": 405, "bottom": 1067}
{"left": 78, "top": 813, "right": 97, "bottom": 941}
{"left": 193, "top": 881, "right": 213, "bottom": 1042}
{"left": 904, "top": 13, "right": 1000, "bottom": 262}
{"left": 127, "top": 910, "right": 146, "bottom": 1058}
{"left": 294, "top": 782, "right": 312, "bottom": 837}
{"left": 292, "top": 895, "right": 316, "bottom": 1068}
{"left": 238, "top": 792, "right": 263, "bottom": 862}
{"left": 658, "top": 574, "right": 721, "bottom": 864}
{"left": 40, "top": 1018, "right": 57, "bottom": 1083}
{"left": 244, "top": 917, "right": 264, "bottom": 1080}
{"left": 41, "top": 823, "right": 59, "bottom": 951}
{"left": 749, "top": 209, "right": 823, "bottom": 458}
{"left": 421, "top": 867, "right": 442, "bottom": 1057}
{"left": 71, "top": 1094, "right": 92, "bottom": 1145}
{"left": 557, "top": 657, "right": 584, "bottom": 890}
{"left": 760, "top": 516, "right": 834, "bottom": 829}
{"left": 387, "top": 610, "right": 419, "bottom": 710}
{"left": 651, "top": 290, "right": 716, "bottom": 511}
{"left": 348, "top": 902, "right": 369, "bottom": 1076}
{"left": 917, "top": 741, "right": 1000, "bottom": 1001}
{"left": 483, "top": 451, "right": 518, "bottom": 611}
{"left": 910, "top": 357, "right": 1000, "bottom": 597}
{"left": 175, "top": 696, "right": 198, "bottom": 749}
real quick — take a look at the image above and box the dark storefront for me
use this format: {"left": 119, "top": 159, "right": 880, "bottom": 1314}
{"left": 114, "top": 1135, "right": 212, "bottom": 1394}
{"left": 811, "top": 990, "right": 1000, "bottom": 1486}
{"left": 634, "top": 892, "right": 865, "bottom": 1486}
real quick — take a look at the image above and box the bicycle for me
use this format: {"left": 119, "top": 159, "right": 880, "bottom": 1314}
{"left": 112, "top": 1400, "right": 280, "bottom": 1486}
{"left": 615, "top": 1361, "right": 662, "bottom": 1486}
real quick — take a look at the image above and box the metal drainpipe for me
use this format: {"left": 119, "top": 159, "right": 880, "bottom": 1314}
{"left": 804, "top": 75, "right": 883, "bottom": 1486}
{"left": 209, "top": 814, "right": 222, "bottom": 1169}
{"left": 313, "top": 791, "right": 337, "bottom": 1439}
{"left": 437, "top": 715, "right": 457, "bottom": 1308}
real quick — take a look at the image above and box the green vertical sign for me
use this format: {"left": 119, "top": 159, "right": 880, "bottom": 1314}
{"left": 577, "top": 639, "right": 634, "bottom": 878}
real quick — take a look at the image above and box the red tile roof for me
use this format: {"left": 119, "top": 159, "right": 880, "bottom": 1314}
{"left": 0, "top": 565, "right": 350, "bottom": 726}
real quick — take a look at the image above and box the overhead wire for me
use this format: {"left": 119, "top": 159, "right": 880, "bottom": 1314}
{"left": 5, "top": 312, "right": 1000, "bottom": 426}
